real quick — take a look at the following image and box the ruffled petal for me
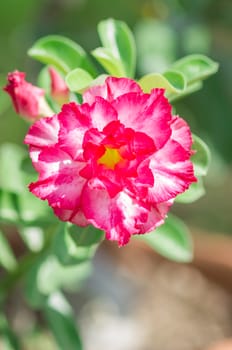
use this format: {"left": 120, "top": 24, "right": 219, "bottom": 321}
{"left": 82, "top": 185, "right": 149, "bottom": 246}
{"left": 138, "top": 201, "right": 172, "bottom": 234}
{"left": 112, "top": 89, "right": 172, "bottom": 149}
{"left": 29, "top": 159, "right": 86, "bottom": 210}
{"left": 24, "top": 115, "right": 59, "bottom": 147}
{"left": 170, "top": 115, "right": 193, "bottom": 152}
{"left": 81, "top": 97, "right": 118, "bottom": 131}
{"left": 83, "top": 76, "right": 142, "bottom": 104}
{"left": 58, "top": 102, "right": 91, "bottom": 160}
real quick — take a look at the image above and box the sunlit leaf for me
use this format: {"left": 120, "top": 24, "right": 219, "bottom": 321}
{"left": 192, "top": 134, "right": 211, "bottom": 176}
{"left": 138, "top": 71, "right": 186, "bottom": 94}
{"left": 137, "top": 214, "right": 193, "bottom": 262}
{"left": 28, "top": 35, "right": 96, "bottom": 76}
{"left": 65, "top": 68, "right": 94, "bottom": 93}
{"left": 91, "top": 47, "right": 125, "bottom": 76}
{"left": 44, "top": 292, "right": 82, "bottom": 350}
{"left": 0, "top": 229, "right": 17, "bottom": 271}
{"left": 172, "top": 54, "right": 219, "bottom": 84}
{"left": 98, "top": 18, "right": 136, "bottom": 77}
{"left": 175, "top": 177, "right": 205, "bottom": 203}
{"left": 168, "top": 81, "right": 203, "bottom": 102}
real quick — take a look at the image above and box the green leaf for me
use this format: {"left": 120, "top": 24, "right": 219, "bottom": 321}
{"left": 53, "top": 224, "right": 103, "bottom": 265}
{"left": 68, "top": 224, "right": 104, "bottom": 246}
{"left": 138, "top": 71, "right": 186, "bottom": 94}
{"left": 25, "top": 253, "right": 92, "bottom": 307}
{"left": 137, "top": 214, "right": 193, "bottom": 262}
{"left": 28, "top": 35, "right": 96, "bottom": 76}
{"left": 0, "top": 314, "right": 20, "bottom": 350}
{"left": 19, "top": 226, "right": 44, "bottom": 252}
{"left": 44, "top": 292, "right": 82, "bottom": 350}
{"left": 37, "top": 66, "right": 51, "bottom": 93}
{"left": 168, "top": 81, "right": 203, "bottom": 102}
{"left": 38, "top": 255, "right": 92, "bottom": 294}
{"left": 172, "top": 54, "right": 219, "bottom": 84}
{"left": 18, "top": 189, "right": 54, "bottom": 225}
{"left": 191, "top": 134, "right": 211, "bottom": 176}
{"left": 98, "top": 18, "right": 136, "bottom": 78}
{"left": 163, "top": 70, "right": 187, "bottom": 90}
{"left": 65, "top": 68, "right": 94, "bottom": 93}
{"left": 0, "top": 191, "right": 20, "bottom": 224}
{"left": 175, "top": 177, "right": 205, "bottom": 203}
{"left": 91, "top": 47, "right": 125, "bottom": 76}
{"left": 0, "top": 230, "right": 17, "bottom": 271}
{"left": 24, "top": 254, "right": 48, "bottom": 308}
{"left": 0, "top": 143, "right": 26, "bottom": 193}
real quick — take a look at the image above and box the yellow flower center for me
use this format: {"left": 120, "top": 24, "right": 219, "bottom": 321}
{"left": 98, "top": 147, "right": 122, "bottom": 169}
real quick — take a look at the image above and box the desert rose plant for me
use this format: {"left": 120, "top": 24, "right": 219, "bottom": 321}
{"left": 0, "top": 18, "right": 217, "bottom": 349}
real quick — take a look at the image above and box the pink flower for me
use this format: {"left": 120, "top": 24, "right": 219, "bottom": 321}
{"left": 49, "top": 67, "right": 69, "bottom": 106}
{"left": 24, "top": 77, "right": 196, "bottom": 246}
{"left": 4, "top": 71, "right": 53, "bottom": 121}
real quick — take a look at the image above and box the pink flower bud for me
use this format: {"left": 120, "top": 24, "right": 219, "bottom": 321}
{"left": 49, "top": 67, "right": 69, "bottom": 106}
{"left": 4, "top": 71, "right": 53, "bottom": 122}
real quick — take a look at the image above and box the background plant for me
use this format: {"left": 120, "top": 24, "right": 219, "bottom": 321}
{"left": 2, "top": 0, "right": 228, "bottom": 348}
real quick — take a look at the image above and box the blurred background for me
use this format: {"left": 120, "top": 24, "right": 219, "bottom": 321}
{"left": 1, "top": 0, "right": 232, "bottom": 349}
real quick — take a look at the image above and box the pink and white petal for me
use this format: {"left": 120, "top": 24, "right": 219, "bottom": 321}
{"left": 154, "top": 139, "right": 190, "bottom": 164}
{"left": 81, "top": 97, "right": 117, "bottom": 131}
{"left": 148, "top": 159, "right": 196, "bottom": 203}
{"left": 24, "top": 114, "right": 59, "bottom": 147}
{"left": 58, "top": 103, "right": 91, "bottom": 160}
{"left": 83, "top": 76, "right": 142, "bottom": 104}
{"left": 105, "top": 77, "right": 142, "bottom": 101}
{"left": 170, "top": 116, "right": 193, "bottom": 151}
{"left": 29, "top": 162, "right": 86, "bottom": 209}
{"left": 112, "top": 90, "right": 172, "bottom": 149}
{"left": 82, "top": 184, "right": 111, "bottom": 233}
{"left": 110, "top": 191, "right": 148, "bottom": 245}
{"left": 138, "top": 201, "right": 172, "bottom": 234}
{"left": 83, "top": 83, "right": 108, "bottom": 105}
{"left": 140, "top": 89, "right": 172, "bottom": 148}
{"left": 36, "top": 145, "right": 78, "bottom": 179}
{"left": 82, "top": 185, "right": 149, "bottom": 246}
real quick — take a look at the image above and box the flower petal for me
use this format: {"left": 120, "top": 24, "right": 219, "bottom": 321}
{"left": 24, "top": 115, "right": 59, "bottom": 147}
{"left": 112, "top": 89, "right": 172, "bottom": 149}
{"left": 83, "top": 76, "right": 142, "bottom": 104}
{"left": 82, "top": 186, "right": 149, "bottom": 246}
{"left": 58, "top": 102, "right": 91, "bottom": 160}
{"left": 29, "top": 159, "right": 85, "bottom": 210}
{"left": 170, "top": 115, "right": 193, "bottom": 152}
{"left": 81, "top": 97, "right": 118, "bottom": 131}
